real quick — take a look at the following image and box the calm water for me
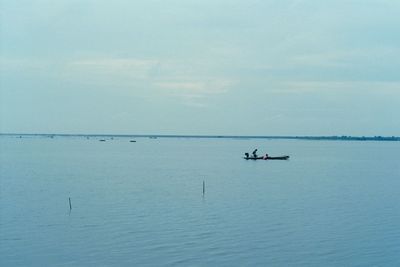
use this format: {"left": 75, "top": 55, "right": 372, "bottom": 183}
{"left": 1, "top": 136, "right": 400, "bottom": 266}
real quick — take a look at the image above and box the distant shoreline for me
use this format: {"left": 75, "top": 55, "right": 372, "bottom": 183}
{"left": 1, "top": 133, "right": 399, "bottom": 141}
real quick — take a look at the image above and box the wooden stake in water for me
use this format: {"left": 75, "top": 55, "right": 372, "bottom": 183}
{"left": 203, "top": 181, "right": 205, "bottom": 196}
{"left": 69, "top": 197, "right": 72, "bottom": 210}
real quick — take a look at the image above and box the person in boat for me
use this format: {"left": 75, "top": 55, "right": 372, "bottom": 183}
{"left": 252, "top": 149, "right": 258, "bottom": 158}
{"left": 263, "top": 153, "right": 269, "bottom": 160}
{"left": 244, "top": 153, "right": 250, "bottom": 159}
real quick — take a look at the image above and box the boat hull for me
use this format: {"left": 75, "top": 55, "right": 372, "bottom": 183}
{"left": 244, "top": 156, "right": 289, "bottom": 160}
{"left": 266, "top": 156, "right": 289, "bottom": 160}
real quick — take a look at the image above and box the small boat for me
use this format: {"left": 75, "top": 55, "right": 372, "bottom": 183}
{"left": 244, "top": 156, "right": 264, "bottom": 160}
{"left": 130, "top": 140, "right": 136, "bottom": 142}
{"left": 244, "top": 155, "right": 289, "bottom": 160}
{"left": 99, "top": 139, "right": 106, "bottom": 142}
{"left": 266, "top": 156, "right": 289, "bottom": 160}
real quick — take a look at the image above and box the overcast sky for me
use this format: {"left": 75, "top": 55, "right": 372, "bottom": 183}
{"left": 1, "top": 0, "right": 399, "bottom": 136}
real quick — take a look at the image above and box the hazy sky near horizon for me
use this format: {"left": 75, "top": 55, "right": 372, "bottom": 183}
{"left": 1, "top": 0, "right": 399, "bottom": 135}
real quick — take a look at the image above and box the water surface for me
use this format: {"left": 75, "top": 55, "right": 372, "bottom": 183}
{"left": 1, "top": 136, "right": 400, "bottom": 266}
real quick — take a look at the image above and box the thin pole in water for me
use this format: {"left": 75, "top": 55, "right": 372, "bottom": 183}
{"left": 69, "top": 197, "right": 72, "bottom": 210}
{"left": 203, "top": 181, "right": 205, "bottom": 196}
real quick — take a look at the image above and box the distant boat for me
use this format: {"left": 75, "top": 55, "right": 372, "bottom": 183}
{"left": 99, "top": 139, "right": 106, "bottom": 142}
{"left": 244, "top": 156, "right": 289, "bottom": 160}
{"left": 130, "top": 140, "right": 136, "bottom": 142}
{"left": 149, "top": 136, "right": 157, "bottom": 139}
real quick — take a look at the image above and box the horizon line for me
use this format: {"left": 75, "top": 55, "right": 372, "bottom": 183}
{"left": 1, "top": 133, "right": 399, "bottom": 140}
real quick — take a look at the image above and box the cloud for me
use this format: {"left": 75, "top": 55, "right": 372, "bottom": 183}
{"left": 0, "top": 58, "right": 50, "bottom": 72}
{"left": 155, "top": 79, "right": 233, "bottom": 94}
{"left": 67, "top": 58, "right": 159, "bottom": 79}
{"left": 63, "top": 56, "right": 237, "bottom": 107}
{"left": 155, "top": 79, "right": 236, "bottom": 107}
{"left": 287, "top": 46, "right": 400, "bottom": 68}
{"left": 267, "top": 81, "right": 400, "bottom": 94}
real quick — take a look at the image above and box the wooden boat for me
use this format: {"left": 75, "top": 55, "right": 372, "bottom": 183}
{"left": 244, "top": 155, "right": 289, "bottom": 160}
{"left": 266, "top": 156, "right": 289, "bottom": 160}
{"left": 244, "top": 156, "right": 263, "bottom": 160}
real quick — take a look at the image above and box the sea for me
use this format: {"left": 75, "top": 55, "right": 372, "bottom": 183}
{"left": 1, "top": 135, "right": 400, "bottom": 266}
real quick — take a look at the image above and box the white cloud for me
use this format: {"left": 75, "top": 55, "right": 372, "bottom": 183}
{"left": 67, "top": 58, "right": 159, "bottom": 79}
{"left": 155, "top": 79, "right": 236, "bottom": 107}
{"left": 268, "top": 81, "right": 400, "bottom": 94}
{"left": 63, "top": 56, "right": 237, "bottom": 107}
{"left": 0, "top": 58, "right": 50, "bottom": 72}
{"left": 155, "top": 79, "right": 234, "bottom": 94}
{"left": 287, "top": 46, "right": 400, "bottom": 68}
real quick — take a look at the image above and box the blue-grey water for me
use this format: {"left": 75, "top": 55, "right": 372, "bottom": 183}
{"left": 1, "top": 136, "right": 400, "bottom": 266}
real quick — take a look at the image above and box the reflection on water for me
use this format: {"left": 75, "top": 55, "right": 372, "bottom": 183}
{"left": 1, "top": 136, "right": 400, "bottom": 266}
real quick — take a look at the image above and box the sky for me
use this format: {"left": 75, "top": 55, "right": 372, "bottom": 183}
{"left": 1, "top": 0, "right": 399, "bottom": 136}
